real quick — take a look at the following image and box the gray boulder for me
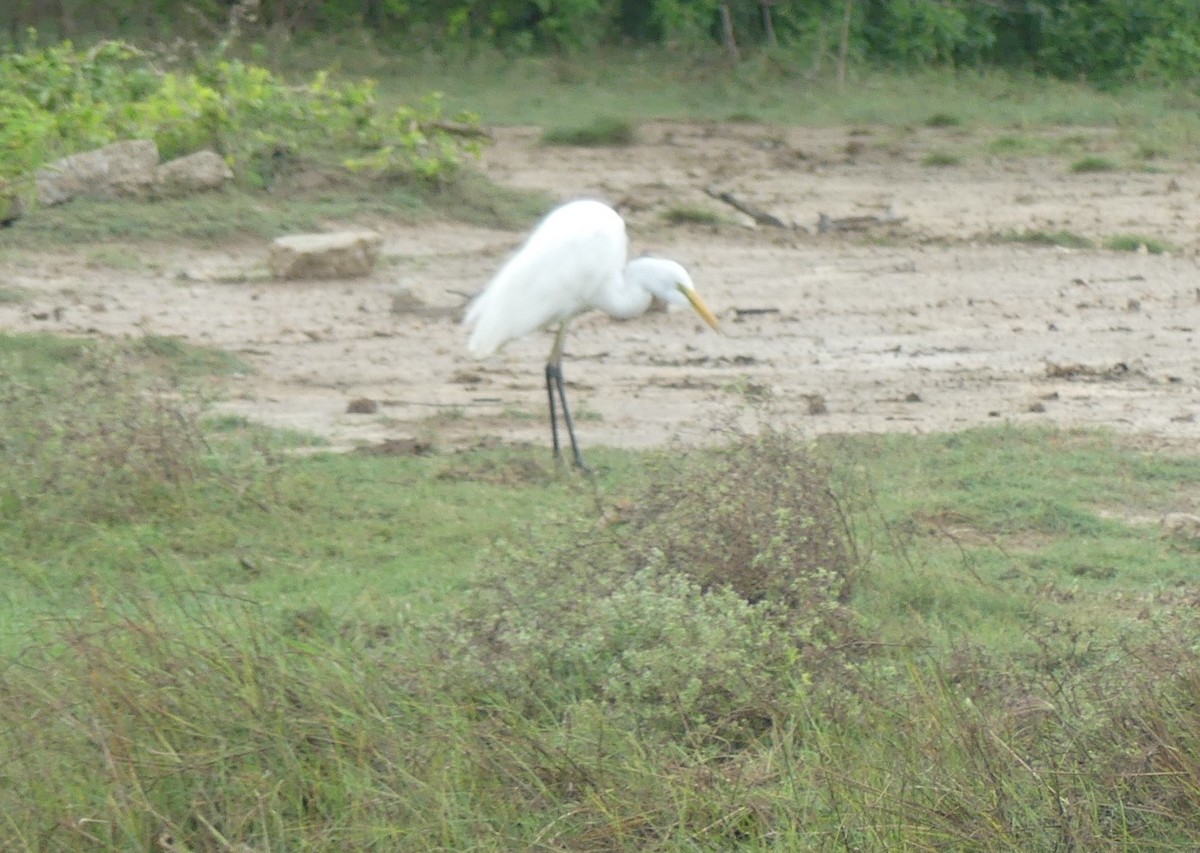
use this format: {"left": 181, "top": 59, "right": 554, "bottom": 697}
{"left": 36, "top": 139, "right": 159, "bottom": 205}
{"left": 154, "top": 150, "right": 234, "bottom": 196}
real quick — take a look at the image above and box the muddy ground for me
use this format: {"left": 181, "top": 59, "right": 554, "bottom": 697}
{"left": 3, "top": 122, "right": 1198, "bottom": 454}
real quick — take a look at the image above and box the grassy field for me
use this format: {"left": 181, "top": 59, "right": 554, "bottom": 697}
{"left": 3, "top": 331, "right": 1200, "bottom": 850}
{"left": 257, "top": 37, "right": 1198, "bottom": 130}
{"left": 4, "top": 46, "right": 1200, "bottom": 850}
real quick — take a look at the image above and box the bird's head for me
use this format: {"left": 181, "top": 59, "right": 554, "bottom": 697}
{"left": 627, "top": 257, "right": 720, "bottom": 330}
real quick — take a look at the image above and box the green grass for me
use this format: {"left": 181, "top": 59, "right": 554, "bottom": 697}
{"left": 1071, "top": 154, "right": 1119, "bottom": 173}
{"left": 988, "top": 133, "right": 1038, "bottom": 155}
{"left": 993, "top": 228, "right": 1094, "bottom": 249}
{"left": 5, "top": 334, "right": 1200, "bottom": 849}
{"left": 0, "top": 284, "right": 31, "bottom": 304}
{"left": 7, "top": 41, "right": 1200, "bottom": 847}
{"left": 922, "top": 149, "right": 962, "bottom": 167}
{"left": 1106, "top": 233, "right": 1175, "bottom": 254}
{"left": 0, "top": 170, "right": 552, "bottom": 246}
{"left": 923, "top": 111, "right": 962, "bottom": 127}
{"left": 249, "top": 39, "right": 1200, "bottom": 155}
{"left": 662, "top": 204, "right": 725, "bottom": 226}
{"left": 541, "top": 115, "right": 636, "bottom": 146}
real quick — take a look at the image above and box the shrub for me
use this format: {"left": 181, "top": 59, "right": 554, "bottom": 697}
{"left": 438, "top": 429, "right": 863, "bottom": 749}
{"left": 0, "top": 335, "right": 210, "bottom": 525}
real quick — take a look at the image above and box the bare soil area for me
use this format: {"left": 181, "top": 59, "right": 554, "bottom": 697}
{"left": 3, "top": 122, "right": 1199, "bottom": 453}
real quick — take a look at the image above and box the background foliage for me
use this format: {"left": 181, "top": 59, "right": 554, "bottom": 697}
{"left": 0, "top": 36, "right": 479, "bottom": 196}
{"left": 5, "top": 0, "right": 1200, "bottom": 84}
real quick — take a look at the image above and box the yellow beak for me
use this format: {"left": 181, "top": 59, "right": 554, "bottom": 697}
{"left": 680, "top": 286, "right": 720, "bottom": 330}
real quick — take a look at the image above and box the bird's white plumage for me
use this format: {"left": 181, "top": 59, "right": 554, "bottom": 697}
{"left": 462, "top": 198, "right": 718, "bottom": 467}
{"left": 466, "top": 200, "right": 631, "bottom": 357}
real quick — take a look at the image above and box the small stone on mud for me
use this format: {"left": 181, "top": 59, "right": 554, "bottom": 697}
{"left": 802, "top": 393, "right": 827, "bottom": 415}
{"left": 451, "top": 370, "right": 483, "bottom": 384}
{"left": 346, "top": 398, "right": 378, "bottom": 414}
{"left": 391, "top": 288, "right": 429, "bottom": 314}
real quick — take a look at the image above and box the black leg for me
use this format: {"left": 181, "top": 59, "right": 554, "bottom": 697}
{"left": 546, "top": 362, "right": 589, "bottom": 471}
{"left": 544, "top": 362, "right": 562, "bottom": 461}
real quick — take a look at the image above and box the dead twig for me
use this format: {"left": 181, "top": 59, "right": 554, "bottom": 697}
{"left": 817, "top": 211, "right": 906, "bottom": 233}
{"left": 704, "top": 187, "right": 788, "bottom": 228}
{"left": 428, "top": 121, "right": 494, "bottom": 141}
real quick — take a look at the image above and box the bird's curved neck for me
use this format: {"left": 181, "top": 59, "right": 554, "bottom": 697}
{"left": 590, "top": 264, "right": 653, "bottom": 320}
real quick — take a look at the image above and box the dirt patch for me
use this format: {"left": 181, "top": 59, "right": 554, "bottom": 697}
{"left": 3, "top": 122, "right": 1198, "bottom": 453}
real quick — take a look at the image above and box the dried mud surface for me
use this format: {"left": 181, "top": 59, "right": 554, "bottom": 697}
{"left": 3, "top": 122, "right": 1198, "bottom": 454}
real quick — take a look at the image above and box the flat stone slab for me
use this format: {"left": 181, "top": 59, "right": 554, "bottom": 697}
{"left": 268, "top": 230, "right": 384, "bottom": 280}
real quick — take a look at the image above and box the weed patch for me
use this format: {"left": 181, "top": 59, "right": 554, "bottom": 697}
{"left": 0, "top": 334, "right": 213, "bottom": 525}
{"left": 662, "top": 204, "right": 724, "bottom": 226}
{"left": 1106, "top": 233, "right": 1174, "bottom": 254}
{"left": 541, "top": 115, "right": 636, "bottom": 146}
{"left": 1071, "top": 155, "right": 1119, "bottom": 173}
{"left": 922, "top": 149, "right": 962, "bottom": 167}
{"left": 994, "top": 228, "right": 1095, "bottom": 249}
{"left": 924, "top": 111, "right": 962, "bottom": 127}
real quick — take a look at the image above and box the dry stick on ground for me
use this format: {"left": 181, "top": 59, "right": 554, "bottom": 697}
{"left": 427, "top": 121, "right": 494, "bottom": 141}
{"left": 705, "top": 187, "right": 788, "bottom": 228}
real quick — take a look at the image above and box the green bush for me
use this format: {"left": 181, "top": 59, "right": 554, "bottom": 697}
{"left": 0, "top": 36, "right": 481, "bottom": 188}
{"left": 1033, "top": 0, "right": 1200, "bottom": 83}
{"left": 439, "top": 430, "right": 863, "bottom": 748}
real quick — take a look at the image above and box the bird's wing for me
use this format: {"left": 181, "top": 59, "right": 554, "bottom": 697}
{"left": 466, "top": 204, "right": 627, "bottom": 357}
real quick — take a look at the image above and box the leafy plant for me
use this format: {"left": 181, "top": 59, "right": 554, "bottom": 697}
{"left": 0, "top": 35, "right": 482, "bottom": 191}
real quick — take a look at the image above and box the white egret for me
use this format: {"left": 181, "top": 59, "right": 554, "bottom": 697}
{"left": 464, "top": 199, "right": 719, "bottom": 469}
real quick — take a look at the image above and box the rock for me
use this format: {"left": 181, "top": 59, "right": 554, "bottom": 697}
{"left": 346, "top": 397, "right": 379, "bottom": 414}
{"left": 154, "top": 150, "right": 233, "bottom": 196}
{"left": 802, "top": 393, "right": 827, "bottom": 415}
{"left": 390, "top": 288, "right": 429, "bottom": 314}
{"left": 36, "top": 139, "right": 159, "bottom": 205}
{"left": 268, "top": 230, "right": 383, "bottom": 280}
